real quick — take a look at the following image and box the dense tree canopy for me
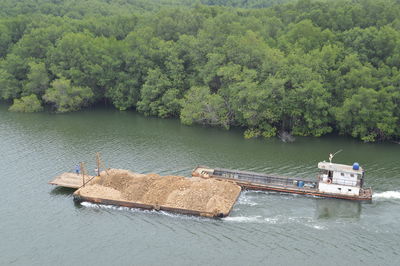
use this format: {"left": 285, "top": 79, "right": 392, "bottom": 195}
{"left": 0, "top": 0, "right": 399, "bottom": 142}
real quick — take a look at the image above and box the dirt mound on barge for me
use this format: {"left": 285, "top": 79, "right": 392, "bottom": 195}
{"left": 74, "top": 169, "right": 241, "bottom": 217}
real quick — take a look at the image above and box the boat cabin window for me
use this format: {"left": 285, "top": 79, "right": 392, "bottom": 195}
{"left": 338, "top": 188, "right": 341, "bottom": 191}
{"left": 350, "top": 174, "right": 354, "bottom": 177}
{"left": 340, "top": 173, "right": 344, "bottom": 176}
{"left": 328, "top": 171, "right": 333, "bottom": 178}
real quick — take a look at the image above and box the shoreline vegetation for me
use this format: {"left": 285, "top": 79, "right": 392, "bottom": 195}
{"left": 0, "top": 0, "right": 399, "bottom": 142}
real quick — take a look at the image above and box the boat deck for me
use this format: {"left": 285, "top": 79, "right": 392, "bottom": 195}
{"left": 49, "top": 172, "right": 94, "bottom": 189}
{"left": 193, "top": 166, "right": 317, "bottom": 189}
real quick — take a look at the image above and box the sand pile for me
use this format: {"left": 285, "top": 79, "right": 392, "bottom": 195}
{"left": 74, "top": 169, "right": 241, "bottom": 217}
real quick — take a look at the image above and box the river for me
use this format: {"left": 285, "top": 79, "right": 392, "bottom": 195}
{"left": 1, "top": 104, "right": 399, "bottom": 265}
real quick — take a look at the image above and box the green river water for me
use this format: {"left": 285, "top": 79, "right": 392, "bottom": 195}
{"left": 1, "top": 104, "right": 400, "bottom": 265}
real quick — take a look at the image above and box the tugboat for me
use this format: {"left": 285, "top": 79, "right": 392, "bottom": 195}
{"left": 192, "top": 155, "right": 372, "bottom": 201}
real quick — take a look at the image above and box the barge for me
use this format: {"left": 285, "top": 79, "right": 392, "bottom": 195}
{"left": 50, "top": 167, "right": 242, "bottom": 218}
{"left": 72, "top": 193, "right": 239, "bottom": 218}
{"left": 192, "top": 161, "right": 372, "bottom": 201}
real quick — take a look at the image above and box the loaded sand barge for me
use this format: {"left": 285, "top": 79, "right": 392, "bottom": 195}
{"left": 192, "top": 161, "right": 372, "bottom": 201}
{"left": 50, "top": 168, "right": 241, "bottom": 218}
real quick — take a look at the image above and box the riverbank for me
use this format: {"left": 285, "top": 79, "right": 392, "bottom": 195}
{"left": 1, "top": 102, "right": 399, "bottom": 144}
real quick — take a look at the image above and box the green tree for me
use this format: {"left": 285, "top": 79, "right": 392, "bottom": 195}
{"left": 286, "top": 80, "right": 332, "bottom": 136}
{"left": 281, "top": 19, "right": 333, "bottom": 52}
{"left": 9, "top": 94, "right": 43, "bottom": 112}
{"left": 22, "top": 62, "right": 49, "bottom": 96}
{"left": 0, "top": 23, "right": 12, "bottom": 58}
{"left": 12, "top": 25, "right": 67, "bottom": 59}
{"left": 43, "top": 77, "right": 93, "bottom": 112}
{"left": 335, "top": 87, "right": 398, "bottom": 141}
{"left": 180, "top": 86, "right": 229, "bottom": 128}
{"left": 106, "top": 78, "right": 140, "bottom": 111}
{"left": 0, "top": 68, "right": 20, "bottom": 100}
{"left": 48, "top": 32, "right": 105, "bottom": 98}
{"left": 137, "top": 68, "right": 175, "bottom": 117}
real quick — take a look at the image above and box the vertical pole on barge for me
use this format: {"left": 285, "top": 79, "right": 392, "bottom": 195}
{"left": 96, "top": 152, "right": 101, "bottom": 177}
{"left": 80, "top": 162, "right": 87, "bottom": 186}
{"left": 96, "top": 152, "right": 109, "bottom": 176}
{"left": 80, "top": 162, "right": 85, "bottom": 186}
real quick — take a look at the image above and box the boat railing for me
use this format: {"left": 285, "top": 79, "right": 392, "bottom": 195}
{"left": 213, "top": 169, "right": 316, "bottom": 188}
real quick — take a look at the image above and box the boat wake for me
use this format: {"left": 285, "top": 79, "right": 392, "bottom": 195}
{"left": 223, "top": 215, "right": 328, "bottom": 230}
{"left": 223, "top": 216, "right": 264, "bottom": 223}
{"left": 373, "top": 191, "right": 400, "bottom": 200}
{"left": 81, "top": 201, "right": 140, "bottom": 211}
{"left": 80, "top": 201, "right": 205, "bottom": 221}
{"left": 237, "top": 194, "right": 259, "bottom": 206}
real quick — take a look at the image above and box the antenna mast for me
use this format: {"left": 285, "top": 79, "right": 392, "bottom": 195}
{"left": 329, "top": 149, "right": 342, "bottom": 164}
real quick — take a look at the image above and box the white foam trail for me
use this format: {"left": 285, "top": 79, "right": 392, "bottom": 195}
{"left": 223, "top": 216, "right": 263, "bottom": 223}
{"left": 264, "top": 217, "right": 279, "bottom": 224}
{"left": 80, "top": 202, "right": 205, "bottom": 221}
{"left": 81, "top": 201, "right": 137, "bottom": 212}
{"left": 310, "top": 224, "right": 326, "bottom": 230}
{"left": 373, "top": 191, "right": 400, "bottom": 200}
{"left": 237, "top": 196, "right": 258, "bottom": 206}
{"left": 81, "top": 201, "right": 101, "bottom": 208}
{"left": 224, "top": 216, "right": 283, "bottom": 224}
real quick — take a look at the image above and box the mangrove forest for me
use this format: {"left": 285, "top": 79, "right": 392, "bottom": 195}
{"left": 1, "top": 0, "right": 400, "bottom": 142}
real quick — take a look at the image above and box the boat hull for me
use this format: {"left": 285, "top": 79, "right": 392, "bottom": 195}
{"left": 224, "top": 178, "right": 372, "bottom": 201}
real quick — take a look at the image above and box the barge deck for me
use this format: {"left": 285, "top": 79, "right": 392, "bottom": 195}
{"left": 50, "top": 168, "right": 242, "bottom": 218}
{"left": 48, "top": 172, "right": 94, "bottom": 189}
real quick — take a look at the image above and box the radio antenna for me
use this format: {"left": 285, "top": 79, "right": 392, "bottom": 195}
{"left": 329, "top": 149, "right": 342, "bottom": 164}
